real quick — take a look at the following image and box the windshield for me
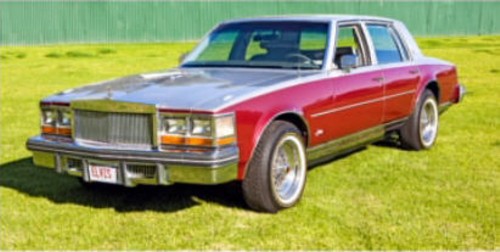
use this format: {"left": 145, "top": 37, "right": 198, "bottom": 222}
{"left": 183, "top": 21, "right": 329, "bottom": 70}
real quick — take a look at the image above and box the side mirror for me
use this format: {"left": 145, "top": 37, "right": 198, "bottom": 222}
{"left": 178, "top": 52, "right": 188, "bottom": 64}
{"left": 339, "top": 54, "right": 358, "bottom": 72}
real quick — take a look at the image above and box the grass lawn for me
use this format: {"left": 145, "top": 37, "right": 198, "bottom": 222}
{"left": 1, "top": 36, "right": 498, "bottom": 250}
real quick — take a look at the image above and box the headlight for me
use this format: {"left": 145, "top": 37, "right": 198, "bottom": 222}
{"left": 159, "top": 112, "right": 236, "bottom": 148}
{"left": 191, "top": 118, "right": 212, "bottom": 137}
{"left": 42, "top": 109, "right": 56, "bottom": 126}
{"left": 215, "top": 115, "right": 235, "bottom": 138}
{"left": 59, "top": 110, "right": 71, "bottom": 126}
{"left": 162, "top": 117, "right": 187, "bottom": 135}
{"left": 40, "top": 102, "right": 71, "bottom": 137}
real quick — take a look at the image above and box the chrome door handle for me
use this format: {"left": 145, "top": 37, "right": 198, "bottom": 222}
{"left": 409, "top": 69, "right": 420, "bottom": 74}
{"left": 372, "top": 77, "right": 384, "bottom": 82}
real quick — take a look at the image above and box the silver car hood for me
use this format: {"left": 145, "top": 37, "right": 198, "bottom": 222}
{"left": 45, "top": 68, "right": 317, "bottom": 111}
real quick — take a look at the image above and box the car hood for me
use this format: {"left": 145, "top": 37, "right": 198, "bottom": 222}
{"left": 45, "top": 68, "right": 316, "bottom": 111}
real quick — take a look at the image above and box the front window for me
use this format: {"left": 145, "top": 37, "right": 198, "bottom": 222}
{"left": 334, "top": 25, "right": 369, "bottom": 68}
{"left": 183, "top": 21, "right": 329, "bottom": 70}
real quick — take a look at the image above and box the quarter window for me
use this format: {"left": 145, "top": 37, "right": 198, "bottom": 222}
{"left": 367, "top": 25, "right": 406, "bottom": 64}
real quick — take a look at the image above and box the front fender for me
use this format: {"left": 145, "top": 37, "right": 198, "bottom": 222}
{"left": 229, "top": 106, "right": 308, "bottom": 180}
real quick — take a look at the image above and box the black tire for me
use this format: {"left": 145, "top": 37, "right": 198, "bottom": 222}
{"left": 242, "top": 121, "right": 307, "bottom": 213}
{"left": 400, "top": 89, "right": 439, "bottom": 150}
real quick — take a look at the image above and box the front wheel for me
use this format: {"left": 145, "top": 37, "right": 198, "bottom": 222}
{"left": 400, "top": 89, "right": 439, "bottom": 150}
{"left": 242, "top": 121, "right": 307, "bottom": 213}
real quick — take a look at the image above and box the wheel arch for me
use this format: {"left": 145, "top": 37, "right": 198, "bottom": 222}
{"left": 239, "top": 110, "right": 310, "bottom": 179}
{"left": 274, "top": 112, "right": 310, "bottom": 146}
{"left": 425, "top": 81, "right": 440, "bottom": 102}
{"left": 413, "top": 78, "right": 441, "bottom": 113}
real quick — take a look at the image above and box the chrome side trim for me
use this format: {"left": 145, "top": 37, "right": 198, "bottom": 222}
{"left": 312, "top": 89, "right": 415, "bottom": 118}
{"left": 385, "top": 89, "right": 416, "bottom": 100}
{"left": 307, "top": 125, "right": 385, "bottom": 164}
{"left": 306, "top": 118, "right": 409, "bottom": 165}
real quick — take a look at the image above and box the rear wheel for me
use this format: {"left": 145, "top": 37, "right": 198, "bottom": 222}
{"left": 400, "top": 89, "right": 439, "bottom": 150}
{"left": 242, "top": 121, "right": 307, "bottom": 213}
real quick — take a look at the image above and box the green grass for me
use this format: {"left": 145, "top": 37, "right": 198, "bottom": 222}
{"left": 1, "top": 36, "right": 499, "bottom": 249}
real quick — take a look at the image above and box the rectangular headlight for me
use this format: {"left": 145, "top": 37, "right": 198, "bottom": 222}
{"left": 162, "top": 117, "right": 187, "bottom": 135}
{"left": 40, "top": 102, "right": 71, "bottom": 137}
{"left": 58, "top": 110, "right": 71, "bottom": 127}
{"left": 41, "top": 109, "right": 56, "bottom": 126}
{"left": 215, "top": 115, "right": 235, "bottom": 138}
{"left": 191, "top": 118, "right": 212, "bottom": 137}
{"left": 159, "top": 112, "right": 235, "bottom": 148}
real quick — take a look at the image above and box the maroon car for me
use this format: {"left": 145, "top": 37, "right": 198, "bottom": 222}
{"left": 27, "top": 15, "right": 465, "bottom": 212}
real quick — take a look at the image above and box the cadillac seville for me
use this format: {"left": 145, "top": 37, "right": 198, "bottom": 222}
{"left": 27, "top": 15, "right": 465, "bottom": 212}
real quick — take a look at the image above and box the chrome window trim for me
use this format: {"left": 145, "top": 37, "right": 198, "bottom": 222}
{"left": 311, "top": 89, "right": 416, "bottom": 118}
{"left": 333, "top": 20, "right": 373, "bottom": 68}
{"left": 364, "top": 21, "right": 411, "bottom": 65}
{"left": 184, "top": 20, "right": 332, "bottom": 71}
{"left": 323, "top": 20, "right": 336, "bottom": 71}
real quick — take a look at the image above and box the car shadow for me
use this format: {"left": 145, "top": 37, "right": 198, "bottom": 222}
{"left": 373, "top": 133, "right": 411, "bottom": 151}
{"left": 307, "top": 146, "right": 367, "bottom": 171}
{"left": 0, "top": 158, "right": 247, "bottom": 213}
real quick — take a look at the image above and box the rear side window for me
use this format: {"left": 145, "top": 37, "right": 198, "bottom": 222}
{"left": 367, "top": 25, "right": 406, "bottom": 64}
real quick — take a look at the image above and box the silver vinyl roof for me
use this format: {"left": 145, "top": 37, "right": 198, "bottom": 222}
{"left": 221, "top": 14, "right": 396, "bottom": 24}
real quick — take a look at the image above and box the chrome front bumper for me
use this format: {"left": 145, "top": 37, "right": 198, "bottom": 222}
{"left": 457, "top": 84, "right": 467, "bottom": 103}
{"left": 26, "top": 136, "right": 239, "bottom": 187}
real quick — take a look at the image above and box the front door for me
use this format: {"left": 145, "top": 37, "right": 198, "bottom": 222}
{"left": 310, "top": 23, "right": 384, "bottom": 142}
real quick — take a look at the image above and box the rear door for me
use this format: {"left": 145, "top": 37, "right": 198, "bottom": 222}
{"left": 365, "top": 23, "right": 421, "bottom": 123}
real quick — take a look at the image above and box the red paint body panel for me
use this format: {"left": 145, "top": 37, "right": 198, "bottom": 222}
{"left": 416, "top": 64, "right": 459, "bottom": 106}
{"left": 220, "top": 78, "right": 332, "bottom": 179}
{"left": 324, "top": 70, "right": 384, "bottom": 139}
{"left": 219, "top": 61, "right": 460, "bottom": 180}
{"left": 381, "top": 65, "right": 421, "bottom": 122}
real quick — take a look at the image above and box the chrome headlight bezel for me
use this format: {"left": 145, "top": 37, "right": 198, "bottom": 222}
{"left": 161, "top": 117, "right": 188, "bottom": 135}
{"left": 40, "top": 102, "right": 72, "bottom": 136}
{"left": 191, "top": 118, "right": 213, "bottom": 137}
{"left": 58, "top": 110, "right": 72, "bottom": 127}
{"left": 158, "top": 112, "right": 236, "bottom": 148}
{"left": 41, "top": 109, "right": 57, "bottom": 126}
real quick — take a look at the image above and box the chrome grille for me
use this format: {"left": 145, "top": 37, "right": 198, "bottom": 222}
{"left": 66, "top": 157, "right": 83, "bottom": 173}
{"left": 74, "top": 110, "right": 153, "bottom": 149}
{"left": 126, "top": 164, "right": 157, "bottom": 179}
